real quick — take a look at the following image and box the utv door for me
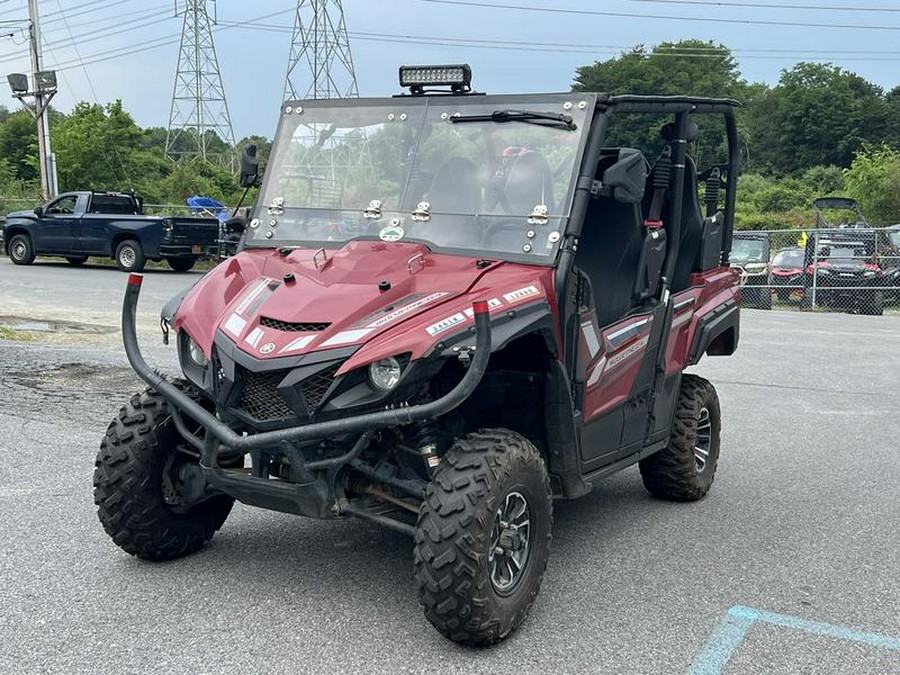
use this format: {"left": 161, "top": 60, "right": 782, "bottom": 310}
{"left": 569, "top": 150, "right": 664, "bottom": 474}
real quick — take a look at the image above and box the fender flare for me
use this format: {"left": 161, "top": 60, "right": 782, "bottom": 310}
{"left": 688, "top": 300, "right": 739, "bottom": 365}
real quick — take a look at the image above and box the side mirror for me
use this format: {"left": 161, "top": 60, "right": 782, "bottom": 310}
{"left": 240, "top": 144, "right": 262, "bottom": 188}
{"left": 33, "top": 206, "right": 43, "bottom": 217}
{"left": 602, "top": 153, "right": 647, "bottom": 204}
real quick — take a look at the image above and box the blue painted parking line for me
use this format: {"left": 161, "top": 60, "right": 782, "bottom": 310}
{"left": 687, "top": 605, "right": 900, "bottom": 675}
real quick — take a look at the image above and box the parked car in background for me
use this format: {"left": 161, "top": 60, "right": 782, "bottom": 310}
{"left": 769, "top": 247, "right": 804, "bottom": 301}
{"left": 1, "top": 191, "right": 220, "bottom": 272}
{"left": 731, "top": 232, "right": 771, "bottom": 309}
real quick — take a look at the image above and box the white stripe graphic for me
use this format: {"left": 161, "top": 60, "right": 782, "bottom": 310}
{"left": 278, "top": 335, "right": 316, "bottom": 354}
{"left": 581, "top": 321, "right": 600, "bottom": 358}
{"left": 587, "top": 356, "right": 607, "bottom": 386}
{"left": 321, "top": 328, "right": 374, "bottom": 346}
{"left": 223, "top": 313, "right": 246, "bottom": 337}
{"left": 244, "top": 327, "right": 264, "bottom": 348}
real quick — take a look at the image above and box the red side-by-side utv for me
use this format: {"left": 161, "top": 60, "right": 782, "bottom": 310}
{"left": 95, "top": 65, "right": 741, "bottom": 645}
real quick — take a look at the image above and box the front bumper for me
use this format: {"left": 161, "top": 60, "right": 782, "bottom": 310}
{"left": 121, "top": 274, "right": 492, "bottom": 526}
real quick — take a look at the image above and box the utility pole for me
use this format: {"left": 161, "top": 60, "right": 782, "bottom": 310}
{"left": 7, "top": 0, "right": 58, "bottom": 199}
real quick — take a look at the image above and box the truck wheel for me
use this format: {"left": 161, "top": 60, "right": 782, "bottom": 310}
{"left": 66, "top": 256, "right": 88, "bottom": 266}
{"left": 8, "top": 233, "right": 35, "bottom": 265}
{"left": 758, "top": 287, "right": 772, "bottom": 310}
{"left": 414, "top": 429, "right": 552, "bottom": 646}
{"left": 93, "top": 386, "right": 234, "bottom": 560}
{"left": 115, "top": 239, "right": 145, "bottom": 272}
{"left": 776, "top": 288, "right": 790, "bottom": 302}
{"left": 167, "top": 257, "right": 196, "bottom": 272}
{"left": 639, "top": 375, "right": 721, "bottom": 502}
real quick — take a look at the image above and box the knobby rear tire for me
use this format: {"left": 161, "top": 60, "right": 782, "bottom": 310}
{"left": 639, "top": 374, "right": 721, "bottom": 502}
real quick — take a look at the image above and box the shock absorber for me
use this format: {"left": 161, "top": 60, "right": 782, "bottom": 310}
{"left": 409, "top": 420, "right": 449, "bottom": 473}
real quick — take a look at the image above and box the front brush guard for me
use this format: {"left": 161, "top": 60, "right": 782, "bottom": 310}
{"left": 120, "top": 274, "right": 492, "bottom": 528}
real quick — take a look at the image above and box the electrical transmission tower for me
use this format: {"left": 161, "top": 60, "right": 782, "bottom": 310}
{"left": 284, "top": 0, "right": 359, "bottom": 101}
{"left": 166, "top": 0, "right": 235, "bottom": 164}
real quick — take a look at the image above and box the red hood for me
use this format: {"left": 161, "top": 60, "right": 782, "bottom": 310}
{"left": 175, "top": 242, "right": 554, "bottom": 372}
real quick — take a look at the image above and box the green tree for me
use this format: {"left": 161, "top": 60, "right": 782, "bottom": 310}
{"left": 51, "top": 100, "right": 148, "bottom": 191}
{"left": 0, "top": 110, "right": 40, "bottom": 182}
{"left": 843, "top": 145, "right": 900, "bottom": 224}
{"left": 573, "top": 40, "right": 747, "bottom": 164}
{"left": 752, "top": 63, "right": 888, "bottom": 173}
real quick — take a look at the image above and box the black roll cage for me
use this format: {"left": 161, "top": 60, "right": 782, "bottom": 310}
{"left": 555, "top": 94, "right": 741, "bottom": 306}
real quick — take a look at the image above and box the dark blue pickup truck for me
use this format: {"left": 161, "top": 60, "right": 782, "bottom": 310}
{"left": 1, "top": 191, "right": 220, "bottom": 272}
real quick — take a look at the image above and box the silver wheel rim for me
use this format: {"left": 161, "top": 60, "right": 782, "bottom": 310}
{"left": 119, "top": 246, "right": 135, "bottom": 268}
{"left": 11, "top": 240, "right": 26, "bottom": 260}
{"left": 488, "top": 490, "right": 531, "bottom": 595}
{"left": 695, "top": 406, "right": 712, "bottom": 473}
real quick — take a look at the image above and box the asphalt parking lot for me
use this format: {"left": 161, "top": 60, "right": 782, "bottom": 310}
{"left": 1, "top": 258, "right": 898, "bottom": 674}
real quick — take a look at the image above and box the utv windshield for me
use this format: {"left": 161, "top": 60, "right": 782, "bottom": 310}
{"left": 247, "top": 94, "right": 594, "bottom": 262}
{"left": 772, "top": 249, "right": 803, "bottom": 268}
{"left": 731, "top": 238, "right": 768, "bottom": 263}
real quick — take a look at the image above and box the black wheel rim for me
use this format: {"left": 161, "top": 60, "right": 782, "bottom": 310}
{"left": 694, "top": 406, "right": 712, "bottom": 473}
{"left": 488, "top": 490, "right": 531, "bottom": 596}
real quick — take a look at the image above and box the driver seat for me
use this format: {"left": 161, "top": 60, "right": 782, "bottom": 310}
{"left": 502, "top": 150, "right": 555, "bottom": 215}
{"left": 426, "top": 157, "right": 482, "bottom": 214}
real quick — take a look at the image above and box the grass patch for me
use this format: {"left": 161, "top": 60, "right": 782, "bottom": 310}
{"left": 0, "top": 325, "right": 35, "bottom": 341}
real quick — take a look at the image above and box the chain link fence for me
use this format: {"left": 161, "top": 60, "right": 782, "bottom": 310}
{"left": 732, "top": 227, "right": 900, "bottom": 315}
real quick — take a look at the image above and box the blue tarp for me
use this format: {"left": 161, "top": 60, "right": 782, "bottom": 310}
{"left": 186, "top": 195, "right": 229, "bottom": 224}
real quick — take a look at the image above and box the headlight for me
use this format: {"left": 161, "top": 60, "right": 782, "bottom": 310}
{"left": 745, "top": 263, "right": 766, "bottom": 271}
{"left": 368, "top": 356, "right": 402, "bottom": 391}
{"left": 863, "top": 270, "right": 877, "bottom": 277}
{"left": 187, "top": 336, "right": 209, "bottom": 367}
{"left": 816, "top": 268, "right": 831, "bottom": 276}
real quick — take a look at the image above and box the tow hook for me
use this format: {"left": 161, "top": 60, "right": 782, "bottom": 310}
{"left": 455, "top": 345, "right": 475, "bottom": 367}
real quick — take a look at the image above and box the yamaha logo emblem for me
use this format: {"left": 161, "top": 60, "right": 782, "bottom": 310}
{"left": 259, "top": 342, "right": 276, "bottom": 354}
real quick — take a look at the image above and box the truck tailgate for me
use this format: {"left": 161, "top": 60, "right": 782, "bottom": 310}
{"left": 171, "top": 218, "right": 219, "bottom": 245}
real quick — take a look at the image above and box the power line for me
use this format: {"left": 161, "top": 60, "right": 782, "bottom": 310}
{"left": 415, "top": 0, "right": 900, "bottom": 31}
{"left": 0, "top": 12, "right": 174, "bottom": 64}
{"left": 629, "top": 0, "right": 900, "bottom": 12}
{"left": 41, "top": 7, "right": 295, "bottom": 72}
{"left": 220, "top": 21, "right": 900, "bottom": 62}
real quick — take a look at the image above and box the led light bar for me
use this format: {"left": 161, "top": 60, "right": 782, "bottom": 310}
{"left": 399, "top": 64, "right": 472, "bottom": 93}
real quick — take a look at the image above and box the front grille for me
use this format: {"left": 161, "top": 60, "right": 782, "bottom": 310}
{"left": 260, "top": 317, "right": 330, "bottom": 333}
{"left": 301, "top": 363, "right": 342, "bottom": 415}
{"left": 238, "top": 370, "right": 294, "bottom": 421}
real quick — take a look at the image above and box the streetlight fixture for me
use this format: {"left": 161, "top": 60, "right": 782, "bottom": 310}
{"left": 7, "top": 73, "right": 28, "bottom": 95}
{"left": 35, "top": 69, "right": 56, "bottom": 93}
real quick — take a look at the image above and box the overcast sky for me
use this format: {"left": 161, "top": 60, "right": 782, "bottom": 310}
{"left": 0, "top": 0, "right": 897, "bottom": 141}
